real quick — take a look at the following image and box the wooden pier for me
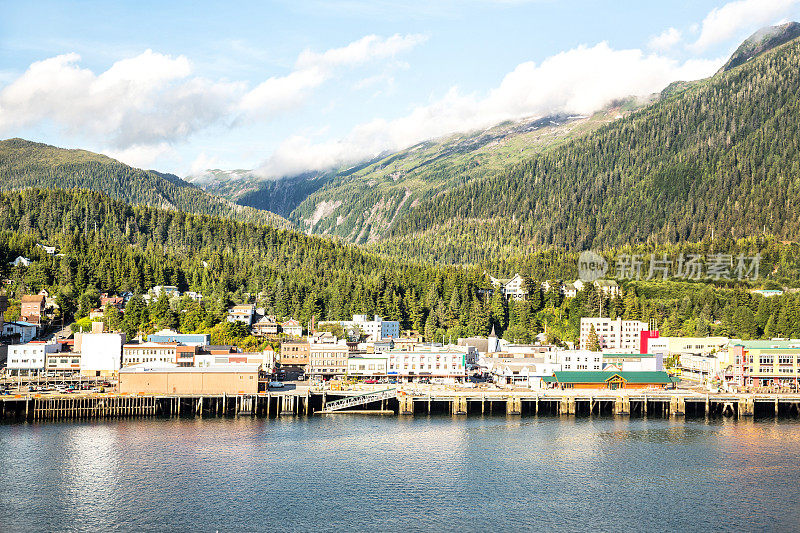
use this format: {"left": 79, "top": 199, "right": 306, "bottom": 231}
{"left": 2, "top": 391, "right": 800, "bottom": 421}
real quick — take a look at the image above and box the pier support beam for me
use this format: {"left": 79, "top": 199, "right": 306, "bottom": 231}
{"left": 670, "top": 396, "right": 685, "bottom": 417}
{"left": 560, "top": 397, "right": 575, "bottom": 415}
{"left": 614, "top": 397, "right": 630, "bottom": 415}
{"left": 740, "top": 398, "right": 753, "bottom": 417}
{"left": 399, "top": 396, "right": 414, "bottom": 415}
{"left": 452, "top": 397, "right": 467, "bottom": 415}
{"left": 506, "top": 397, "right": 521, "bottom": 415}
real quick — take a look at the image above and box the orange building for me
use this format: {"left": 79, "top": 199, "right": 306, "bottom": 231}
{"left": 20, "top": 294, "right": 46, "bottom": 324}
{"left": 119, "top": 364, "right": 259, "bottom": 395}
{"left": 280, "top": 340, "right": 310, "bottom": 367}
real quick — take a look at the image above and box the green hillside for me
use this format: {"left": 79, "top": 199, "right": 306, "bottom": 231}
{"left": 3, "top": 188, "right": 800, "bottom": 345}
{"left": 215, "top": 104, "right": 644, "bottom": 241}
{"left": 291, "top": 106, "right": 647, "bottom": 243}
{"left": 374, "top": 28, "right": 800, "bottom": 263}
{"left": 0, "top": 138, "right": 292, "bottom": 228}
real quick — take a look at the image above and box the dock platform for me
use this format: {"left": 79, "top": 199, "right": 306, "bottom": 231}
{"left": 3, "top": 390, "right": 800, "bottom": 421}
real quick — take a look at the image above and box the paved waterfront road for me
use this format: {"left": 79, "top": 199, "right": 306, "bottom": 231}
{"left": 2, "top": 416, "right": 800, "bottom": 532}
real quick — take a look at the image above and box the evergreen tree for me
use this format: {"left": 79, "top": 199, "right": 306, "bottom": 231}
{"left": 587, "top": 325, "right": 601, "bottom": 351}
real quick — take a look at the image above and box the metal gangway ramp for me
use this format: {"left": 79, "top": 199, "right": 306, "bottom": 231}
{"left": 321, "top": 388, "right": 397, "bottom": 412}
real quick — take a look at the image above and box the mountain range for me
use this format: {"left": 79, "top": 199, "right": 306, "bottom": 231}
{"left": 0, "top": 139, "right": 291, "bottom": 229}
{"left": 2, "top": 23, "right": 800, "bottom": 266}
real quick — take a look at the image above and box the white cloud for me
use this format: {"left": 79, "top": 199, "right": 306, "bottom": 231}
{"left": 0, "top": 50, "right": 239, "bottom": 148}
{"left": 239, "top": 67, "right": 327, "bottom": 117}
{"left": 256, "top": 42, "right": 724, "bottom": 178}
{"left": 240, "top": 34, "right": 425, "bottom": 118}
{"left": 105, "top": 142, "right": 175, "bottom": 169}
{"left": 648, "top": 27, "right": 683, "bottom": 51}
{"left": 0, "top": 34, "right": 426, "bottom": 155}
{"left": 296, "top": 33, "right": 426, "bottom": 70}
{"left": 690, "top": 0, "right": 800, "bottom": 52}
{"left": 189, "top": 152, "right": 221, "bottom": 175}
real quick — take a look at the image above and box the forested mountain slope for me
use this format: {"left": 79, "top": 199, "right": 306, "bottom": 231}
{"left": 378, "top": 28, "right": 800, "bottom": 263}
{"left": 720, "top": 21, "right": 800, "bottom": 72}
{"left": 287, "top": 107, "right": 642, "bottom": 242}
{"left": 0, "top": 139, "right": 291, "bottom": 228}
{"left": 3, "top": 189, "right": 800, "bottom": 345}
{"left": 195, "top": 105, "right": 642, "bottom": 240}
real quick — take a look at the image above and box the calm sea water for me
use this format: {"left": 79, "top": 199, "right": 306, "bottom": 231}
{"left": 1, "top": 415, "right": 799, "bottom": 533}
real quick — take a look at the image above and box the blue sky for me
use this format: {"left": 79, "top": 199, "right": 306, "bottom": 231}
{"left": 1, "top": 0, "right": 799, "bottom": 177}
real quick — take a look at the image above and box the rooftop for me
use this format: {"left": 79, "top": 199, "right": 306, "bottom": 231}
{"left": 732, "top": 339, "right": 800, "bottom": 349}
{"left": 121, "top": 363, "right": 260, "bottom": 373}
{"left": 549, "top": 370, "right": 673, "bottom": 384}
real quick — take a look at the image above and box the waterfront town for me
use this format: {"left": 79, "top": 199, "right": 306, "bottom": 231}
{"left": 1, "top": 275, "right": 798, "bottom": 406}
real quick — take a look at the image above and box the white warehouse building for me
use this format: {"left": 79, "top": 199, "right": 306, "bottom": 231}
{"left": 77, "top": 329, "right": 126, "bottom": 377}
{"left": 5, "top": 341, "right": 60, "bottom": 375}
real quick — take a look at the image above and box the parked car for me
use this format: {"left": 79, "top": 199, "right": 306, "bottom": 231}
{"left": 268, "top": 381, "right": 284, "bottom": 388}
{"left": 364, "top": 379, "right": 379, "bottom": 384}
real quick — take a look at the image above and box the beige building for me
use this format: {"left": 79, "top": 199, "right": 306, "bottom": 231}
{"left": 347, "top": 355, "right": 388, "bottom": 377}
{"left": 122, "top": 342, "right": 180, "bottom": 366}
{"left": 728, "top": 340, "right": 800, "bottom": 388}
{"left": 119, "top": 363, "right": 260, "bottom": 394}
{"left": 280, "top": 340, "right": 310, "bottom": 368}
{"left": 46, "top": 352, "right": 81, "bottom": 373}
{"left": 648, "top": 336, "right": 729, "bottom": 356}
{"left": 20, "top": 294, "right": 46, "bottom": 324}
{"left": 309, "top": 334, "right": 349, "bottom": 378}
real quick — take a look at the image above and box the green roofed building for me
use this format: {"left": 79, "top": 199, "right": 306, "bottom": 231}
{"left": 546, "top": 370, "right": 676, "bottom": 390}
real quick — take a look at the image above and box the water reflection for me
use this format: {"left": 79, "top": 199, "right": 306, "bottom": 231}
{"left": 1, "top": 417, "right": 800, "bottom": 532}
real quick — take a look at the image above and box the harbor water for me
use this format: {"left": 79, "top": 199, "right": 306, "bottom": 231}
{"left": 1, "top": 416, "right": 799, "bottom": 532}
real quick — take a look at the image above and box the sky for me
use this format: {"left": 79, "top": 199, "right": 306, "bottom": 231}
{"left": 1, "top": 0, "right": 800, "bottom": 179}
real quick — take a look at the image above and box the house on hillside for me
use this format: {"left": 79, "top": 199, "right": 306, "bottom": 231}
{"left": 227, "top": 304, "right": 255, "bottom": 326}
{"left": 20, "top": 294, "right": 46, "bottom": 324}
{"left": 281, "top": 319, "right": 303, "bottom": 338}
{"left": 152, "top": 285, "right": 181, "bottom": 298}
{"left": 487, "top": 273, "right": 528, "bottom": 301}
{"left": 10, "top": 256, "right": 31, "bottom": 267}
{"left": 252, "top": 315, "right": 280, "bottom": 337}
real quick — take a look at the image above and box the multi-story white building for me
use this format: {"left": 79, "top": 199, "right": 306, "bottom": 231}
{"left": 77, "top": 327, "right": 126, "bottom": 377}
{"left": 347, "top": 355, "right": 389, "bottom": 377}
{"left": 489, "top": 273, "right": 528, "bottom": 301}
{"left": 679, "top": 353, "right": 723, "bottom": 383}
{"left": 580, "top": 317, "right": 647, "bottom": 353}
{"left": 556, "top": 350, "right": 603, "bottom": 371}
{"left": 5, "top": 341, "right": 60, "bottom": 375}
{"left": 329, "top": 315, "right": 400, "bottom": 342}
{"left": 387, "top": 350, "right": 467, "bottom": 383}
{"left": 227, "top": 304, "right": 256, "bottom": 326}
{"left": 122, "top": 342, "right": 180, "bottom": 367}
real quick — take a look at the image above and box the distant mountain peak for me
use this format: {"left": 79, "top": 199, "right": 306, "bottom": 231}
{"left": 721, "top": 21, "right": 800, "bottom": 72}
